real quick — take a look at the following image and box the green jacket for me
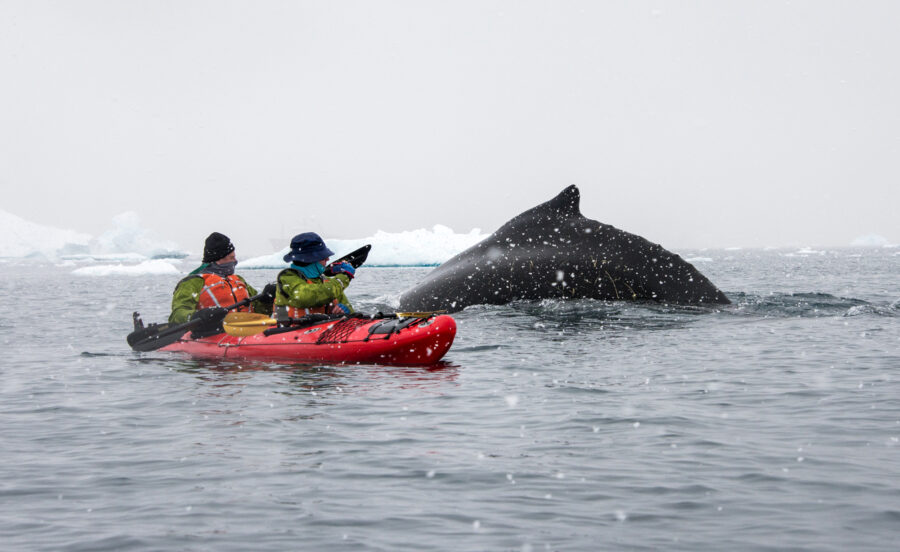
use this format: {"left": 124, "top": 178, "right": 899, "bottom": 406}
{"left": 168, "top": 274, "right": 271, "bottom": 324}
{"left": 274, "top": 269, "right": 353, "bottom": 315}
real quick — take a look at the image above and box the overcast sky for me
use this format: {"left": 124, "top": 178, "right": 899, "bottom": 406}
{"left": 1, "top": 1, "right": 897, "bottom": 255}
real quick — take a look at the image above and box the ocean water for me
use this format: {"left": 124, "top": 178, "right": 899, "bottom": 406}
{"left": 1, "top": 248, "right": 899, "bottom": 551}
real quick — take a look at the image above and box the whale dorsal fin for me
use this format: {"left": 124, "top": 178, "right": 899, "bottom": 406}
{"left": 500, "top": 185, "right": 583, "bottom": 231}
{"left": 544, "top": 185, "right": 581, "bottom": 216}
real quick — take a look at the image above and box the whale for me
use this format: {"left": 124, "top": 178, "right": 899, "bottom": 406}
{"left": 398, "top": 185, "right": 730, "bottom": 312}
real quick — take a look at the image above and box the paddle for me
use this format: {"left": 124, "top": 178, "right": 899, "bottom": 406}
{"left": 395, "top": 310, "right": 447, "bottom": 318}
{"left": 127, "top": 292, "right": 264, "bottom": 352}
{"left": 223, "top": 312, "right": 346, "bottom": 336}
{"left": 326, "top": 244, "right": 371, "bottom": 272}
{"left": 221, "top": 310, "right": 448, "bottom": 337}
{"left": 222, "top": 312, "right": 279, "bottom": 336}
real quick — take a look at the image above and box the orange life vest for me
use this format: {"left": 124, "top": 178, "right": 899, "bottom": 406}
{"left": 280, "top": 300, "right": 336, "bottom": 318}
{"left": 197, "top": 273, "right": 252, "bottom": 312}
{"left": 275, "top": 269, "right": 339, "bottom": 319}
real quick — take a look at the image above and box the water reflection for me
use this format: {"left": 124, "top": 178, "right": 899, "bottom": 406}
{"left": 458, "top": 299, "right": 716, "bottom": 335}
{"left": 158, "top": 357, "right": 460, "bottom": 397}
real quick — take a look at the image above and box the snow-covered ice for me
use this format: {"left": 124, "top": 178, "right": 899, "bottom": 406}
{"left": 0, "top": 209, "right": 187, "bottom": 261}
{"left": 72, "top": 259, "right": 182, "bottom": 276}
{"left": 851, "top": 234, "right": 894, "bottom": 248}
{"left": 0, "top": 208, "right": 92, "bottom": 258}
{"left": 242, "top": 225, "right": 487, "bottom": 268}
{"left": 0, "top": 210, "right": 488, "bottom": 272}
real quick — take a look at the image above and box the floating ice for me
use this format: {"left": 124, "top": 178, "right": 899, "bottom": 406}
{"left": 88, "top": 212, "right": 186, "bottom": 259}
{"left": 0, "top": 208, "right": 91, "bottom": 258}
{"left": 72, "top": 259, "right": 181, "bottom": 276}
{"left": 242, "top": 225, "right": 488, "bottom": 268}
{"left": 0, "top": 209, "right": 188, "bottom": 261}
{"left": 851, "top": 234, "right": 893, "bottom": 248}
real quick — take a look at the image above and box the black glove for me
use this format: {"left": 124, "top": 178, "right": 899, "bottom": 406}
{"left": 191, "top": 307, "right": 228, "bottom": 324}
{"left": 260, "top": 283, "right": 277, "bottom": 303}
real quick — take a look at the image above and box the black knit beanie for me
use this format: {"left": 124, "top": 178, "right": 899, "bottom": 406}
{"left": 202, "top": 232, "right": 235, "bottom": 263}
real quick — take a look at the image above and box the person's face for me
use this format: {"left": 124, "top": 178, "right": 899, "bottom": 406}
{"left": 216, "top": 251, "right": 237, "bottom": 264}
{"left": 319, "top": 257, "right": 330, "bottom": 267}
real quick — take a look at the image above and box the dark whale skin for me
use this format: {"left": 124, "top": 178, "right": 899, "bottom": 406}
{"left": 399, "top": 185, "right": 730, "bottom": 312}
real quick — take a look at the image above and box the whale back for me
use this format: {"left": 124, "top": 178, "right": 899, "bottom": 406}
{"left": 399, "top": 185, "right": 729, "bottom": 312}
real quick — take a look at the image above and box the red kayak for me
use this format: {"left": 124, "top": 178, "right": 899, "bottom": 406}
{"left": 160, "top": 314, "right": 457, "bottom": 365}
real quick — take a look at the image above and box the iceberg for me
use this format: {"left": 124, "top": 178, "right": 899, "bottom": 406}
{"left": 87, "top": 212, "right": 187, "bottom": 259}
{"left": 0, "top": 208, "right": 91, "bottom": 258}
{"left": 850, "top": 234, "right": 893, "bottom": 248}
{"left": 1, "top": 209, "right": 487, "bottom": 270}
{"left": 0, "top": 209, "right": 188, "bottom": 261}
{"left": 72, "top": 259, "right": 182, "bottom": 276}
{"left": 242, "top": 225, "right": 488, "bottom": 268}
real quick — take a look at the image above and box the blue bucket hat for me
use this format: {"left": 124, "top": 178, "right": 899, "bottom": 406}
{"left": 283, "top": 232, "right": 334, "bottom": 264}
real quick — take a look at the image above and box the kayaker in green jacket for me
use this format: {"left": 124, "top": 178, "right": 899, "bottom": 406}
{"left": 274, "top": 232, "right": 355, "bottom": 320}
{"left": 169, "top": 232, "right": 275, "bottom": 324}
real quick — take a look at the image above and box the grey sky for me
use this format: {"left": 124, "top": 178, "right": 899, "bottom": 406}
{"left": 1, "top": 1, "right": 897, "bottom": 255}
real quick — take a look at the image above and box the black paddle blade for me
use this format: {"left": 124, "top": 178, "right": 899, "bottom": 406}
{"left": 126, "top": 294, "right": 262, "bottom": 353}
{"left": 337, "top": 244, "right": 371, "bottom": 268}
{"left": 127, "top": 320, "right": 196, "bottom": 352}
{"left": 127, "top": 323, "right": 166, "bottom": 347}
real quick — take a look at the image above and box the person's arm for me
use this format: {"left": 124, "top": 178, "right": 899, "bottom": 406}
{"left": 168, "top": 277, "right": 204, "bottom": 324}
{"left": 281, "top": 272, "right": 350, "bottom": 309}
{"left": 335, "top": 288, "right": 353, "bottom": 313}
{"left": 326, "top": 265, "right": 354, "bottom": 313}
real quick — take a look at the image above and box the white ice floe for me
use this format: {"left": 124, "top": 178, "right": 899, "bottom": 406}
{"left": 850, "top": 234, "right": 894, "bottom": 248}
{"left": 88, "top": 212, "right": 186, "bottom": 259}
{"left": 242, "top": 225, "right": 487, "bottom": 268}
{"left": 72, "top": 259, "right": 182, "bottom": 276}
{"left": 0, "top": 208, "right": 92, "bottom": 258}
{"left": 0, "top": 209, "right": 188, "bottom": 261}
